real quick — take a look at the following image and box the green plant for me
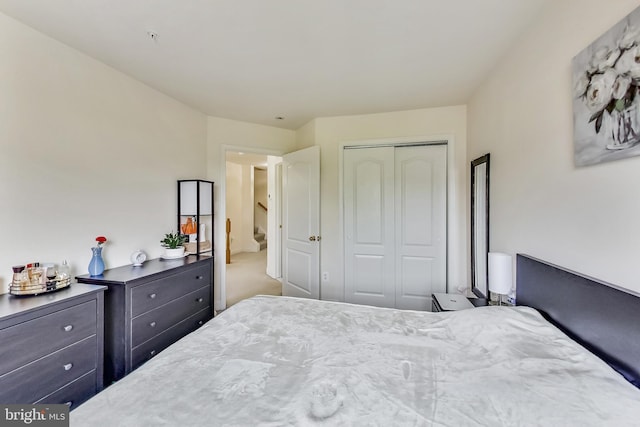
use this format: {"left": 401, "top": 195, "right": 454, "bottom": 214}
{"left": 161, "top": 232, "right": 186, "bottom": 249}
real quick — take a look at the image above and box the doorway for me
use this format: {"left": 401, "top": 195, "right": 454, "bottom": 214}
{"left": 219, "top": 145, "right": 321, "bottom": 310}
{"left": 224, "top": 151, "right": 282, "bottom": 307}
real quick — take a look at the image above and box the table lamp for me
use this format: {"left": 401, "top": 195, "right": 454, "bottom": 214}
{"left": 488, "top": 252, "right": 512, "bottom": 305}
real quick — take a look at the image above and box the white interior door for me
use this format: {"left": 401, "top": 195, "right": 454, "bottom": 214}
{"left": 282, "top": 146, "right": 320, "bottom": 299}
{"left": 394, "top": 145, "right": 447, "bottom": 310}
{"left": 344, "top": 144, "right": 447, "bottom": 310}
{"left": 344, "top": 147, "right": 395, "bottom": 307}
{"left": 274, "top": 162, "right": 283, "bottom": 278}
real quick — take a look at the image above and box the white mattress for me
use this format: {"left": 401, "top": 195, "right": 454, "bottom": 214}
{"left": 72, "top": 295, "right": 640, "bottom": 426}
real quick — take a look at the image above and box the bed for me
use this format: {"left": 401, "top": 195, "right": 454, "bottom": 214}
{"left": 71, "top": 254, "right": 640, "bottom": 426}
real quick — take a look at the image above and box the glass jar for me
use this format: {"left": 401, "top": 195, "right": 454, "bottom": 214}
{"left": 58, "top": 260, "right": 70, "bottom": 280}
{"left": 11, "top": 265, "right": 25, "bottom": 286}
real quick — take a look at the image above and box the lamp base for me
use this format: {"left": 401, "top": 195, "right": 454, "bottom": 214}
{"left": 488, "top": 292, "right": 514, "bottom": 307}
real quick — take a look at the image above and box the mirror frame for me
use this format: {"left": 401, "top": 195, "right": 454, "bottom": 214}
{"left": 471, "top": 154, "right": 490, "bottom": 298}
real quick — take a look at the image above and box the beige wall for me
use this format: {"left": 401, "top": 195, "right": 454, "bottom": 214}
{"left": 254, "top": 168, "right": 268, "bottom": 235}
{"left": 295, "top": 119, "right": 316, "bottom": 149}
{"left": 468, "top": 0, "right": 640, "bottom": 294}
{"left": 311, "top": 106, "right": 468, "bottom": 301}
{"left": 0, "top": 12, "right": 207, "bottom": 291}
{"left": 225, "top": 161, "right": 243, "bottom": 254}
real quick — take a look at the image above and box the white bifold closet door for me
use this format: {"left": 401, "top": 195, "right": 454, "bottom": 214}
{"left": 344, "top": 144, "right": 447, "bottom": 310}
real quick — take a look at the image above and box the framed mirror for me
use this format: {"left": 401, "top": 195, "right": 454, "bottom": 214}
{"left": 471, "top": 154, "right": 490, "bottom": 298}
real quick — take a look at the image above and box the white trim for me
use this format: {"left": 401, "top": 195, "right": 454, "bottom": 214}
{"left": 338, "top": 134, "right": 457, "bottom": 302}
{"left": 343, "top": 140, "right": 447, "bottom": 149}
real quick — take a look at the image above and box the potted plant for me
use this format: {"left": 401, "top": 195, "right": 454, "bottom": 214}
{"left": 161, "top": 232, "right": 187, "bottom": 259}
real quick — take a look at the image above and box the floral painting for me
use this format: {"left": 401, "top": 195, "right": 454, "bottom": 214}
{"left": 573, "top": 6, "right": 640, "bottom": 167}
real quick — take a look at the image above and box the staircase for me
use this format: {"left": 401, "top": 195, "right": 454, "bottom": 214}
{"left": 254, "top": 227, "right": 267, "bottom": 251}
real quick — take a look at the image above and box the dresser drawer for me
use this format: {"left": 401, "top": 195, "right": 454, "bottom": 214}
{"left": 131, "top": 286, "right": 210, "bottom": 348}
{"left": 0, "top": 335, "right": 97, "bottom": 404}
{"left": 131, "top": 308, "right": 210, "bottom": 371}
{"left": 35, "top": 370, "right": 97, "bottom": 410}
{"left": 131, "top": 265, "right": 210, "bottom": 317}
{"left": 0, "top": 300, "right": 97, "bottom": 376}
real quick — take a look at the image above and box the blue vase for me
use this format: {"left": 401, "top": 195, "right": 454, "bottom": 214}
{"left": 88, "top": 246, "right": 105, "bottom": 276}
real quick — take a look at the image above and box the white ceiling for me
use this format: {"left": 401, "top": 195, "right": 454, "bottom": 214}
{"left": 0, "top": 0, "right": 551, "bottom": 129}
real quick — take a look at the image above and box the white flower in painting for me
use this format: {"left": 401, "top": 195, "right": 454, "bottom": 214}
{"left": 598, "top": 48, "right": 621, "bottom": 71}
{"left": 616, "top": 45, "right": 640, "bottom": 77}
{"left": 589, "top": 46, "right": 610, "bottom": 72}
{"left": 586, "top": 69, "right": 616, "bottom": 112}
{"left": 619, "top": 25, "right": 640, "bottom": 49}
{"left": 612, "top": 74, "right": 632, "bottom": 99}
{"left": 574, "top": 72, "right": 590, "bottom": 97}
{"left": 588, "top": 46, "right": 620, "bottom": 72}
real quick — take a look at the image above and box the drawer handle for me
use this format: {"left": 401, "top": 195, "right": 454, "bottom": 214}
{"left": 196, "top": 297, "right": 204, "bottom": 303}
{"left": 149, "top": 293, "right": 157, "bottom": 299}
{"left": 150, "top": 350, "right": 156, "bottom": 357}
{"left": 63, "top": 363, "right": 73, "bottom": 371}
{"left": 196, "top": 275, "right": 203, "bottom": 280}
{"left": 198, "top": 320, "right": 204, "bottom": 326}
{"left": 149, "top": 321, "right": 156, "bottom": 327}
{"left": 63, "top": 325, "right": 73, "bottom": 332}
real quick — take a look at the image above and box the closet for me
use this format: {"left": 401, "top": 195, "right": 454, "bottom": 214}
{"left": 343, "top": 143, "right": 447, "bottom": 310}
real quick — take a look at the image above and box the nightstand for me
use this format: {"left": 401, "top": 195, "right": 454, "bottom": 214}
{"left": 432, "top": 293, "right": 515, "bottom": 312}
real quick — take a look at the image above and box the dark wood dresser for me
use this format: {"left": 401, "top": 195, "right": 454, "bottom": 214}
{"left": 0, "top": 284, "right": 106, "bottom": 409}
{"left": 76, "top": 255, "right": 214, "bottom": 384}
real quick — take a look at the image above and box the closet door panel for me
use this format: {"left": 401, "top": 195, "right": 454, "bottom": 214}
{"left": 399, "top": 256, "right": 434, "bottom": 297}
{"left": 344, "top": 147, "right": 395, "bottom": 307}
{"left": 355, "top": 162, "right": 385, "bottom": 244}
{"left": 395, "top": 145, "right": 447, "bottom": 310}
{"left": 400, "top": 159, "right": 434, "bottom": 246}
{"left": 353, "top": 255, "right": 385, "bottom": 295}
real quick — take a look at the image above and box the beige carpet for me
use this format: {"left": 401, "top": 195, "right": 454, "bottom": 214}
{"left": 225, "top": 250, "right": 282, "bottom": 307}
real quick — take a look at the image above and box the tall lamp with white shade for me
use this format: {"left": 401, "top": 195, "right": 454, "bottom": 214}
{"left": 488, "top": 252, "right": 512, "bottom": 305}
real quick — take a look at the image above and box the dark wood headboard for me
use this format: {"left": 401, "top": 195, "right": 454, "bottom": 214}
{"left": 516, "top": 254, "right": 640, "bottom": 388}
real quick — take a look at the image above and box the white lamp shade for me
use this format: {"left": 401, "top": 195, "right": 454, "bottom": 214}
{"left": 488, "top": 252, "right": 512, "bottom": 295}
{"left": 180, "top": 181, "right": 212, "bottom": 215}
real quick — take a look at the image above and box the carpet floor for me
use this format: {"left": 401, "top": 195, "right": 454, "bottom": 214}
{"left": 225, "top": 249, "right": 282, "bottom": 307}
